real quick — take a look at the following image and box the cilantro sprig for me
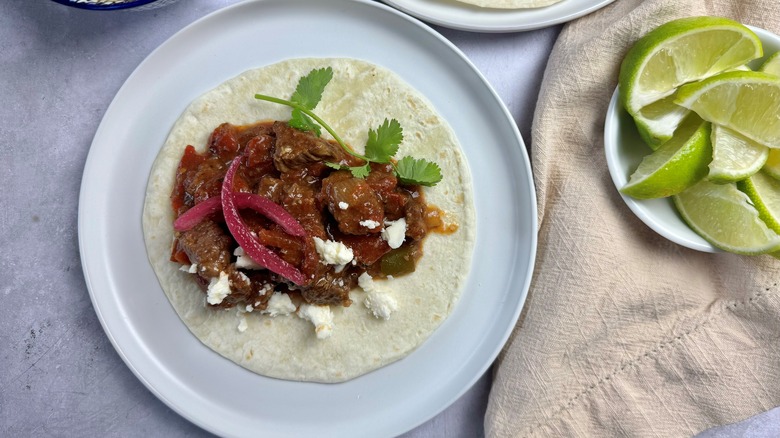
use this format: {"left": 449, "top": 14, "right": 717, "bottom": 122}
{"left": 254, "top": 67, "right": 443, "bottom": 186}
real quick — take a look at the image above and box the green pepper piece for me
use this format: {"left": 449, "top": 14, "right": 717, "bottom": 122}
{"left": 380, "top": 246, "right": 417, "bottom": 276}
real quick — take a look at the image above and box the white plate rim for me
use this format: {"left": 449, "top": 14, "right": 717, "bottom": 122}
{"left": 78, "top": 0, "right": 538, "bottom": 436}
{"left": 382, "top": 0, "right": 616, "bottom": 33}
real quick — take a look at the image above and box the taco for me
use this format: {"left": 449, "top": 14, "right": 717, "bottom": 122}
{"left": 142, "top": 58, "right": 475, "bottom": 382}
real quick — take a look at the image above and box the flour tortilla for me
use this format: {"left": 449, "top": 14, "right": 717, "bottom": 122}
{"left": 454, "top": 0, "right": 562, "bottom": 9}
{"left": 142, "top": 58, "right": 475, "bottom": 382}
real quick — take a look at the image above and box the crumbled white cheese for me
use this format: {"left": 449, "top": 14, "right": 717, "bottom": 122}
{"left": 411, "top": 191, "right": 420, "bottom": 199}
{"left": 359, "top": 219, "right": 381, "bottom": 230}
{"left": 234, "top": 247, "right": 262, "bottom": 270}
{"left": 257, "top": 282, "right": 272, "bottom": 296}
{"left": 236, "top": 310, "right": 248, "bottom": 333}
{"left": 313, "top": 237, "right": 354, "bottom": 267}
{"left": 245, "top": 304, "right": 254, "bottom": 313}
{"left": 358, "top": 273, "right": 398, "bottom": 320}
{"left": 297, "top": 304, "right": 334, "bottom": 339}
{"left": 261, "top": 292, "right": 296, "bottom": 317}
{"left": 338, "top": 202, "right": 349, "bottom": 210}
{"left": 179, "top": 263, "right": 198, "bottom": 274}
{"left": 237, "top": 317, "right": 248, "bottom": 332}
{"left": 358, "top": 272, "right": 376, "bottom": 292}
{"left": 381, "top": 218, "right": 407, "bottom": 249}
{"left": 365, "top": 292, "right": 398, "bottom": 320}
{"left": 206, "top": 271, "right": 232, "bottom": 305}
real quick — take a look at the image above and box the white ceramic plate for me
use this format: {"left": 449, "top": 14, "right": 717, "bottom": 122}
{"left": 382, "top": 0, "right": 615, "bottom": 33}
{"left": 604, "top": 26, "right": 780, "bottom": 253}
{"left": 78, "top": 0, "right": 537, "bottom": 436}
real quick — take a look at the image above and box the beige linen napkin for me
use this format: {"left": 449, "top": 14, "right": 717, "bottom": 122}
{"left": 485, "top": 1, "right": 780, "bottom": 436}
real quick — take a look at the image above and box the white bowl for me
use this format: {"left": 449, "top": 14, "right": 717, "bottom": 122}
{"left": 604, "top": 25, "right": 780, "bottom": 252}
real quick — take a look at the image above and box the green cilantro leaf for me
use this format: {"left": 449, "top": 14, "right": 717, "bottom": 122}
{"left": 349, "top": 164, "right": 371, "bottom": 178}
{"left": 290, "top": 67, "right": 333, "bottom": 110}
{"left": 364, "top": 118, "right": 403, "bottom": 163}
{"left": 395, "top": 156, "right": 442, "bottom": 187}
{"left": 289, "top": 109, "right": 322, "bottom": 136}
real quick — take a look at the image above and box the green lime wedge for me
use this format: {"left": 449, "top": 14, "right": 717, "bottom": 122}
{"left": 620, "top": 17, "right": 762, "bottom": 119}
{"left": 708, "top": 124, "right": 768, "bottom": 183}
{"left": 737, "top": 170, "right": 780, "bottom": 233}
{"left": 759, "top": 51, "right": 780, "bottom": 76}
{"left": 675, "top": 71, "right": 780, "bottom": 148}
{"left": 621, "top": 115, "right": 711, "bottom": 199}
{"left": 633, "top": 93, "right": 690, "bottom": 150}
{"left": 674, "top": 179, "right": 780, "bottom": 254}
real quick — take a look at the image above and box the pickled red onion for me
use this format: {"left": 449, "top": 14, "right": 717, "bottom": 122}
{"left": 221, "top": 156, "right": 307, "bottom": 285}
{"left": 173, "top": 193, "right": 306, "bottom": 237}
{"left": 233, "top": 193, "right": 306, "bottom": 237}
{"left": 173, "top": 196, "right": 222, "bottom": 231}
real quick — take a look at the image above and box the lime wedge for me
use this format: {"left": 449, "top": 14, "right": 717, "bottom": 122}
{"left": 632, "top": 63, "right": 753, "bottom": 150}
{"left": 620, "top": 17, "right": 762, "bottom": 117}
{"left": 673, "top": 179, "right": 780, "bottom": 254}
{"left": 621, "top": 115, "right": 711, "bottom": 199}
{"left": 633, "top": 93, "right": 690, "bottom": 150}
{"left": 737, "top": 171, "right": 780, "bottom": 233}
{"left": 708, "top": 124, "right": 768, "bottom": 183}
{"left": 675, "top": 71, "right": 780, "bottom": 148}
{"left": 759, "top": 51, "right": 780, "bottom": 76}
{"left": 763, "top": 149, "right": 780, "bottom": 180}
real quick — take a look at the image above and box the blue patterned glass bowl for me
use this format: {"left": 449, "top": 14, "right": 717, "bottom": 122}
{"left": 50, "top": 0, "right": 179, "bottom": 11}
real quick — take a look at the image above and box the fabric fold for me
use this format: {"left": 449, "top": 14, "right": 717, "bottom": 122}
{"left": 486, "top": 1, "right": 780, "bottom": 436}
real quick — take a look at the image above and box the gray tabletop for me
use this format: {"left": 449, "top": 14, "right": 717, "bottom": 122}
{"left": 0, "top": 1, "right": 558, "bottom": 436}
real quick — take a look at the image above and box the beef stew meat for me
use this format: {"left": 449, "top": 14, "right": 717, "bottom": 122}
{"left": 170, "top": 121, "right": 436, "bottom": 310}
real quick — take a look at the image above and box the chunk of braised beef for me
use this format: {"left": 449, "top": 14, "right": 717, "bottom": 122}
{"left": 240, "top": 210, "right": 273, "bottom": 237}
{"left": 208, "top": 123, "right": 240, "bottom": 158}
{"left": 299, "top": 237, "right": 321, "bottom": 283}
{"left": 338, "top": 233, "right": 391, "bottom": 266}
{"left": 273, "top": 122, "right": 345, "bottom": 172}
{"left": 281, "top": 166, "right": 322, "bottom": 188}
{"left": 176, "top": 220, "right": 232, "bottom": 278}
{"left": 236, "top": 123, "right": 273, "bottom": 146}
{"left": 367, "top": 164, "right": 413, "bottom": 220}
{"left": 256, "top": 227, "right": 304, "bottom": 267}
{"left": 243, "top": 134, "right": 276, "bottom": 181}
{"left": 301, "top": 266, "right": 355, "bottom": 307}
{"left": 383, "top": 192, "right": 409, "bottom": 221}
{"left": 183, "top": 157, "right": 226, "bottom": 207}
{"left": 246, "top": 272, "right": 276, "bottom": 310}
{"left": 404, "top": 197, "right": 428, "bottom": 241}
{"left": 256, "top": 176, "right": 283, "bottom": 203}
{"left": 322, "top": 171, "right": 384, "bottom": 235}
{"left": 366, "top": 163, "right": 398, "bottom": 197}
{"left": 172, "top": 145, "right": 206, "bottom": 217}
{"left": 281, "top": 182, "right": 327, "bottom": 240}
